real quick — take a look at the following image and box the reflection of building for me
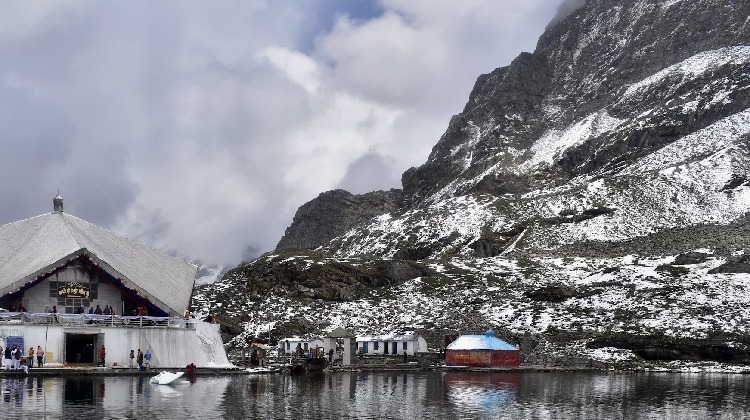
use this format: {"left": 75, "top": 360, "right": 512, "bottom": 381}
{"left": 443, "top": 372, "right": 519, "bottom": 412}
{"left": 0, "top": 195, "right": 229, "bottom": 368}
{"left": 446, "top": 331, "right": 520, "bottom": 368}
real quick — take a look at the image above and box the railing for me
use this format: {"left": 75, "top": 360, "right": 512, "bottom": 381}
{"left": 0, "top": 312, "right": 196, "bottom": 329}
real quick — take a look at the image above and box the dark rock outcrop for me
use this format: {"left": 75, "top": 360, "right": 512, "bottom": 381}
{"left": 525, "top": 286, "right": 577, "bottom": 303}
{"left": 588, "top": 334, "right": 750, "bottom": 364}
{"left": 275, "top": 189, "right": 402, "bottom": 251}
{"left": 709, "top": 254, "right": 750, "bottom": 274}
{"left": 673, "top": 252, "right": 711, "bottom": 266}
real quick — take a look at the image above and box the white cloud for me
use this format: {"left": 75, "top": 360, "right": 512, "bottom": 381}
{"left": 0, "top": 0, "right": 563, "bottom": 265}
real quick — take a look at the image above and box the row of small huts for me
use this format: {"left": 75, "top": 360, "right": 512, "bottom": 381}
{"left": 278, "top": 330, "right": 520, "bottom": 368}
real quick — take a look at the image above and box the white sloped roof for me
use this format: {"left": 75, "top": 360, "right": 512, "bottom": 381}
{"left": 447, "top": 332, "right": 518, "bottom": 351}
{"left": 0, "top": 212, "right": 196, "bottom": 315}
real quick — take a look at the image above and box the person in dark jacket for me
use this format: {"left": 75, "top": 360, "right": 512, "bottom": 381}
{"left": 137, "top": 349, "right": 144, "bottom": 369}
{"left": 3, "top": 346, "right": 11, "bottom": 370}
{"left": 12, "top": 344, "right": 21, "bottom": 369}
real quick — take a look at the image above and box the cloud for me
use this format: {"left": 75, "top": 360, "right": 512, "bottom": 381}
{"left": 0, "top": 1, "right": 564, "bottom": 265}
{"left": 337, "top": 153, "right": 401, "bottom": 194}
{"left": 549, "top": 0, "right": 587, "bottom": 27}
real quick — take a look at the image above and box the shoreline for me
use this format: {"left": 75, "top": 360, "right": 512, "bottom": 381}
{"left": 1, "top": 362, "right": 748, "bottom": 376}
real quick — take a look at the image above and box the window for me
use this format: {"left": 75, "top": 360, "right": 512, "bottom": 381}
{"left": 286, "top": 342, "right": 290, "bottom": 350}
{"left": 403, "top": 342, "right": 408, "bottom": 350}
{"left": 374, "top": 341, "right": 379, "bottom": 350}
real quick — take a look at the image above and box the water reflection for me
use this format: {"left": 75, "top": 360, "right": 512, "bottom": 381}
{"left": 444, "top": 373, "right": 518, "bottom": 413}
{"left": 0, "top": 372, "right": 748, "bottom": 418}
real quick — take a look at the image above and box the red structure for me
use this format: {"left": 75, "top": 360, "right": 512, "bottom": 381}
{"left": 446, "top": 331, "right": 520, "bottom": 368}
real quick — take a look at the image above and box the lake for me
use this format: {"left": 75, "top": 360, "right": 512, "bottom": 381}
{"left": 1, "top": 371, "right": 749, "bottom": 419}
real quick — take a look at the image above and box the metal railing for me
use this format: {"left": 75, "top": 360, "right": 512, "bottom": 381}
{"left": 0, "top": 312, "right": 196, "bottom": 329}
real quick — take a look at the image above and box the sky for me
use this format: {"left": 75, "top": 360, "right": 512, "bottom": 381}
{"left": 0, "top": 0, "right": 571, "bottom": 266}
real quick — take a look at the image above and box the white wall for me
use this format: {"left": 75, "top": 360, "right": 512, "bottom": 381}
{"left": 0, "top": 321, "right": 229, "bottom": 368}
{"left": 278, "top": 338, "right": 323, "bottom": 355}
{"left": 356, "top": 336, "right": 427, "bottom": 356}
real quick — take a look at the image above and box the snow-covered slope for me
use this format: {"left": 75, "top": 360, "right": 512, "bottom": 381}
{"left": 327, "top": 45, "right": 750, "bottom": 260}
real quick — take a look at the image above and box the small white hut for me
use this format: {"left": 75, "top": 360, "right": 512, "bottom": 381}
{"left": 278, "top": 337, "right": 324, "bottom": 356}
{"left": 356, "top": 334, "right": 427, "bottom": 356}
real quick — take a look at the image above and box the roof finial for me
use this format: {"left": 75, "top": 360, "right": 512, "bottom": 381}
{"left": 53, "top": 191, "right": 64, "bottom": 213}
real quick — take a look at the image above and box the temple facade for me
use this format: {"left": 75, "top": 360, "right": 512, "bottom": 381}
{"left": 0, "top": 195, "right": 229, "bottom": 368}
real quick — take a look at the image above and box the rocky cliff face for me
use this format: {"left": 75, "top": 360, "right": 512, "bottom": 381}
{"left": 328, "top": 0, "right": 750, "bottom": 261}
{"left": 403, "top": 0, "right": 750, "bottom": 206}
{"left": 196, "top": 0, "right": 750, "bottom": 369}
{"left": 275, "top": 189, "right": 402, "bottom": 251}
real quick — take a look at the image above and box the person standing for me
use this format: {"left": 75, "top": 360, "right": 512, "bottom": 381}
{"left": 36, "top": 346, "right": 44, "bottom": 367}
{"left": 144, "top": 349, "right": 152, "bottom": 369}
{"left": 12, "top": 344, "right": 21, "bottom": 369}
{"left": 28, "top": 346, "right": 34, "bottom": 368}
{"left": 257, "top": 347, "right": 267, "bottom": 367}
{"left": 137, "top": 349, "right": 144, "bottom": 369}
{"left": 129, "top": 350, "right": 135, "bottom": 369}
{"left": 98, "top": 345, "right": 106, "bottom": 367}
{"left": 2, "top": 346, "right": 8, "bottom": 370}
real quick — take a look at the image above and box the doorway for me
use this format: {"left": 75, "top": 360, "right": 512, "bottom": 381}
{"left": 392, "top": 342, "right": 398, "bottom": 355}
{"left": 65, "top": 334, "right": 97, "bottom": 364}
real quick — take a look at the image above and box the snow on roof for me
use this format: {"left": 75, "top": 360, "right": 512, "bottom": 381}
{"left": 279, "top": 337, "right": 322, "bottom": 342}
{"left": 446, "top": 331, "right": 518, "bottom": 351}
{"left": 0, "top": 212, "right": 196, "bottom": 315}
{"left": 356, "top": 334, "right": 422, "bottom": 342}
{"left": 326, "top": 327, "right": 353, "bottom": 338}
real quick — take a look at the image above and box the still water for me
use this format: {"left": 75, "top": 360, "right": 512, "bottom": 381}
{"left": 1, "top": 371, "right": 749, "bottom": 419}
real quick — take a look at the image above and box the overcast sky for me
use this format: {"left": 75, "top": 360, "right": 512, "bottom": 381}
{"left": 0, "top": 0, "right": 570, "bottom": 266}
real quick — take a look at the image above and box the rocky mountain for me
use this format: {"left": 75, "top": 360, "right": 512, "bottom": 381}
{"left": 276, "top": 189, "right": 402, "bottom": 251}
{"left": 194, "top": 0, "right": 750, "bottom": 370}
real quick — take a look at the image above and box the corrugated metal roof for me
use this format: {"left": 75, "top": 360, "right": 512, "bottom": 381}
{"left": 446, "top": 331, "right": 518, "bottom": 351}
{"left": 0, "top": 212, "right": 196, "bottom": 315}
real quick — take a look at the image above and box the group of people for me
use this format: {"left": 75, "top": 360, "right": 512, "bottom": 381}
{"left": 248, "top": 348, "right": 268, "bottom": 367}
{"left": 132, "top": 307, "right": 149, "bottom": 316}
{"left": 128, "top": 349, "right": 152, "bottom": 370}
{"left": 8, "top": 304, "right": 26, "bottom": 312}
{"left": 87, "top": 305, "right": 116, "bottom": 315}
{"left": 2, "top": 344, "right": 44, "bottom": 372}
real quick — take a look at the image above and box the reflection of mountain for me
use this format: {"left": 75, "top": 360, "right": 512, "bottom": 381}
{"left": 443, "top": 373, "right": 519, "bottom": 413}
